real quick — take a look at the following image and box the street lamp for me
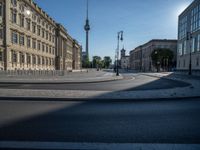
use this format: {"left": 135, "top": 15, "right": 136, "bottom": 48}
{"left": 116, "top": 31, "right": 123, "bottom": 76}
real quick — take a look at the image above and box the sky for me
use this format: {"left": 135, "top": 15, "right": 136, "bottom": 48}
{"left": 34, "top": 0, "right": 193, "bottom": 61}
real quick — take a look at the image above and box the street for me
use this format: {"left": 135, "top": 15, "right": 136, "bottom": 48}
{"left": 0, "top": 73, "right": 189, "bottom": 91}
{"left": 0, "top": 98, "right": 200, "bottom": 144}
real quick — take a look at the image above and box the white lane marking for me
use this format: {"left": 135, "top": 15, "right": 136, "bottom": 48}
{"left": 0, "top": 141, "right": 200, "bottom": 150}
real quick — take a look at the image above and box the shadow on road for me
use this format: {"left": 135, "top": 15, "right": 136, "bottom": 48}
{"left": 0, "top": 71, "right": 200, "bottom": 145}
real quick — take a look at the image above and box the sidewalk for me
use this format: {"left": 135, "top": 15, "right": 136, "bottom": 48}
{"left": 0, "top": 72, "right": 199, "bottom": 100}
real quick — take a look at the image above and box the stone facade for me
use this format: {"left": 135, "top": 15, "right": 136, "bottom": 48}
{"left": 129, "top": 39, "right": 177, "bottom": 72}
{"left": 177, "top": 0, "right": 200, "bottom": 72}
{"left": 0, "top": 0, "right": 81, "bottom": 71}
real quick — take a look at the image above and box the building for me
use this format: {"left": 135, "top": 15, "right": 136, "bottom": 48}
{"left": 120, "top": 48, "right": 130, "bottom": 69}
{"left": 129, "top": 39, "right": 177, "bottom": 72}
{"left": 72, "top": 40, "right": 82, "bottom": 70}
{"left": 0, "top": 0, "right": 81, "bottom": 71}
{"left": 177, "top": 0, "right": 200, "bottom": 73}
{"left": 129, "top": 46, "right": 142, "bottom": 71}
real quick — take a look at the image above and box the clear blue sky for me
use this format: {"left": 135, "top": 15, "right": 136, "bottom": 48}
{"left": 34, "top": 0, "right": 193, "bottom": 60}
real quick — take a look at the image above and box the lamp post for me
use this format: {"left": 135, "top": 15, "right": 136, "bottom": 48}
{"left": 187, "top": 32, "right": 192, "bottom": 75}
{"left": 116, "top": 31, "right": 123, "bottom": 76}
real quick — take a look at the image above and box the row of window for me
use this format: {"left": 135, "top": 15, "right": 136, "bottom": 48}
{"left": 178, "top": 57, "right": 200, "bottom": 68}
{"left": 11, "top": 0, "right": 55, "bottom": 34}
{"left": 178, "top": 34, "right": 200, "bottom": 56}
{"left": 11, "top": 31, "right": 55, "bottom": 55}
{"left": 191, "top": 3, "right": 200, "bottom": 32}
{"left": 11, "top": 50, "right": 55, "bottom": 66}
{"left": 179, "top": 16, "right": 188, "bottom": 40}
{"left": 11, "top": 10, "right": 55, "bottom": 43}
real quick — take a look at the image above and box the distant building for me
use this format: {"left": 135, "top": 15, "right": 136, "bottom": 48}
{"left": 177, "top": 0, "right": 200, "bottom": 73}
{"left": 120, "top": 48, "right": 130, "bottom": 69}
{"left": 56, "top": 24, "right": 82, "bottom": 71}
{"left": 129, "top": 39, "right": 177, "bottom": 72}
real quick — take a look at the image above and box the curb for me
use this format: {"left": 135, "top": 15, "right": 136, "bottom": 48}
{"left": 0, "top": 96, "right": 200, "bottom": 102}
{"left": 0, "top": 77, "right": 123, "bottom": 84}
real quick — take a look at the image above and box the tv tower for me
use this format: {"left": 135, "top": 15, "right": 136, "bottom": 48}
{"left": 84, "top": 0, "right": 90, "bottom": 60}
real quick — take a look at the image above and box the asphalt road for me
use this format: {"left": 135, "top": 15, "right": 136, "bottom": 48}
{"left": 0, "top": 98, "right": 200, "bottom": 144}
{"left": 0, "top": 74, "right": 190, "bottom": 91}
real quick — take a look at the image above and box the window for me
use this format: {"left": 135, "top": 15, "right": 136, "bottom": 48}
{"left": 20, "top": 53, "right": 25, "bottom": 64}
{"left": 32, "top": 14, "right": 37, "bottom": 21}
{"left": 46, "top": 31, "right": 48, "bottom": 40}
{"left": 37, "top": 41, "right": 41, "bottom": 50}
{"left": 0, "top": 3, "right": 3, "bottom": 17}
{"left": 11, "top": 0, "right": 17, "bottom": 7}
{"left": 12, "top": 32, "right": 18, "bottom": 44}
{"left": 32, "top": 55, "right": 36, "bottom": 65}
{"left": 49, "top": 34, "right": 52, "bottom": 42}
{"left": 27, "top": 54, "right": 31, "bottom": 64}
{"left": 192, "top": 37, "right": 195, "bottom": 53}
{"left": 32, "top": 39, "right": 36, "bottom": 49}
{"left": 52, "top": 36, "right": 55, "bottom": 43}
{"left": 11, "top": 10, "right": 17, "bottom": 23}
{"left": 191, "top": 6, "right": 200, "bottom": 32}
{"left": 46, "top": 44, "right": 48, "bottom": 53}
{"left": 183, "top": 40, "right": 187, "bottom": 55}
{"left": 27, "top": 37, "right": 31, "bottom": 48}
{"left": 19, "top": 14, "right": 24, "bottom": 27}
{"left": 49, "top": 46, "right": 52, "bottom": 54}
{"left": 0, "top": 51, "right": 3, "bottom": 61}
{"left": 0, "top": 29, "right": 3, "bottom": 39}
{"left": 37, "top": 17, "right": 41, "bottom": 24}
{"left": 42, "top": 43, "right": 45, "bottom": 52}
{"left": 12, "top": 51, "right": 17, "bottom": 63}
{"left": 198, "top": 34, "right": 200, "bottom": 52}
{"left": 38, "top": 56, "right": 41, "bottom": 65}
{"left": 37, "top": 26, "right": 41, "bottom": 36}
{"left": 32, "top": 23, "right": 36, "bottom": 33}
{"left": 46, "top": 57, "right": 48, "bottom": 65}
{"left": 178, "top": 16, "right": 187, "bottom": 40}
{"left": 52, "top": 47, "right": 55, "bottom": 55}
{"left": 178, "top": 43, "right": 183, "bottom": 56}
{"left": 42, "top": 29, "right": 45, "bottom": 38}
{"left": 26, "top": 19, "right": 31, "bottom": 30}
{"left": 42, "top": 57, "right": 45, "bottom": 65}
{"left": 19, "top": 35, "right": 24, "bottom": 45}
{"left": 19, "top": 4, "right": 24, "bottom": 12}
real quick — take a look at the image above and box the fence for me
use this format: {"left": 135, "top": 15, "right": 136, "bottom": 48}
{"left": 0, "top": 70, "right": 86, "bottom": 77}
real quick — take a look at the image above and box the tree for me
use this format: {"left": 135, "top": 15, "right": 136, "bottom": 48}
{"left": 92, "top": 56, "right": 102, "bottom": 69}
{"left": 104, "top": 56, "right": 112, "bottom": 69}
{"left": 151, "top": 48, "right": 174, "bottom": 72}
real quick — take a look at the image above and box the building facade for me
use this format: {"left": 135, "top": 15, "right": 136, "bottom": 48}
{"left": 129, "top": 39, "right": 177, "bottom": 72}
{"left": 129, "top": 46, "right": 142, "bottom": 71}
{"left": 177, "top": 0, "right": 200, "bottom": 73}
{"left": 0, "top": 0, "right": 81, "bottom": 71}
{"left": 120, "top": 48, "right": 130, "bottom": 69}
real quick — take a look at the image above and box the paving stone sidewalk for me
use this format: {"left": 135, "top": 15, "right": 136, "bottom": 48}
{"left": 0, "top": 72, "right": 199, "bottom": 100}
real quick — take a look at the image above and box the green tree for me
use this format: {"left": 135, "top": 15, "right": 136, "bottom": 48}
{"left": 104, "top": 56, "right": 112, "bottom": 69}
{"left": 151, "top": 48, "right": 174, "bottom": 72}
{"left": 92, "top": 56, "right": 102, "bottom": 68}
